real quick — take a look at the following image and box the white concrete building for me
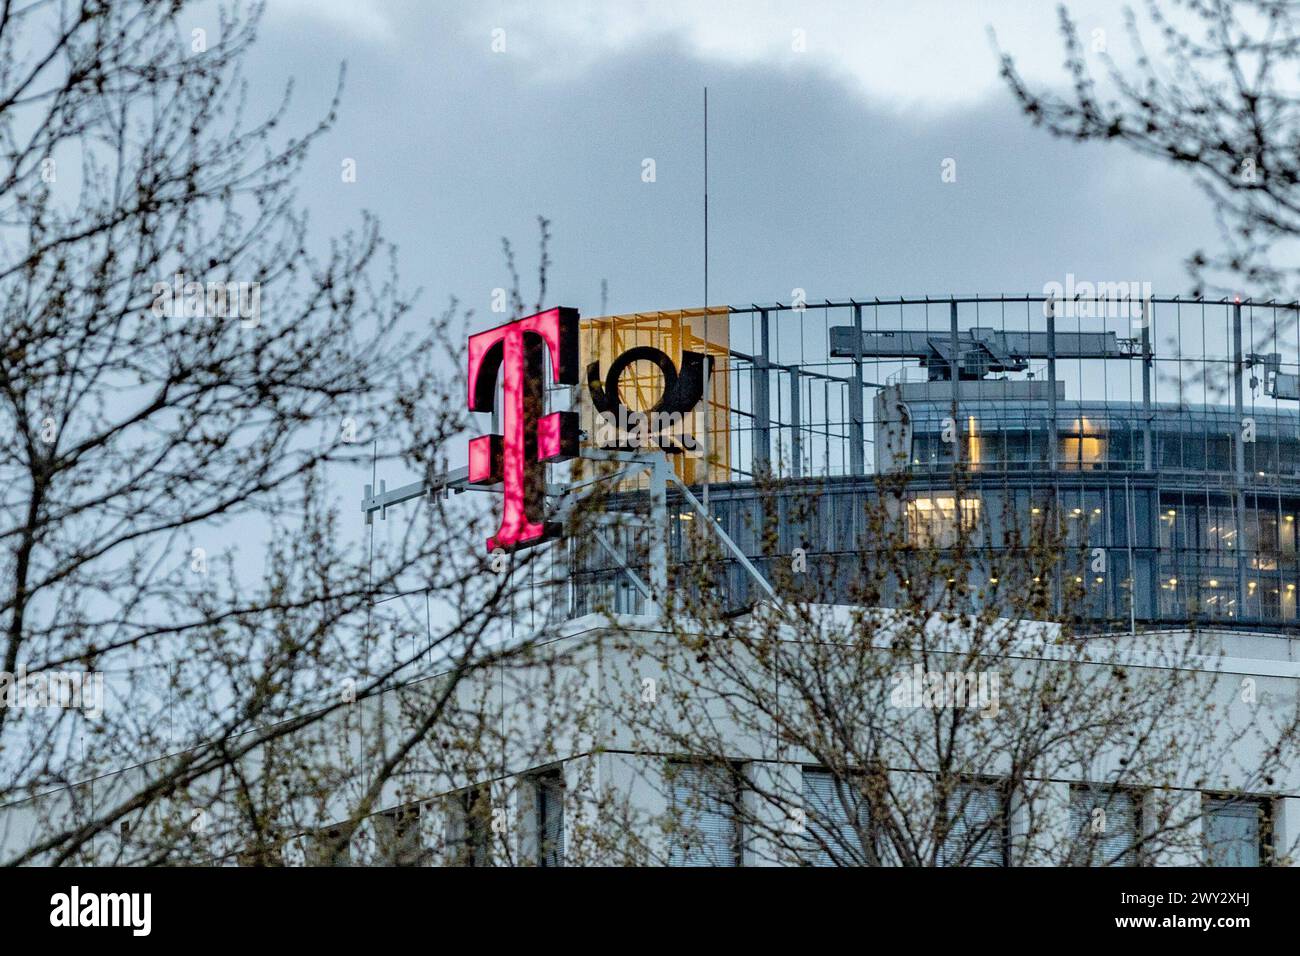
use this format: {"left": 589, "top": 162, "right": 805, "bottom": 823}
{"left": 3, "top": 605, "right": 1297, "bottom": 867}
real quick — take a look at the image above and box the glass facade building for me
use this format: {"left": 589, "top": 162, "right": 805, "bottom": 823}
{"left": 568, "top": 295, "right": 1300, "bottom": 632}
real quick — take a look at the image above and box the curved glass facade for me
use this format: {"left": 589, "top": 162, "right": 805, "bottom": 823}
{"left": 567, "top": 296, "right": 1300, "bottom": 632}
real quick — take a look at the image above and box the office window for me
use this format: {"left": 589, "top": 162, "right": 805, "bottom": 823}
{"left": 1069, "top": 785, "right": 1139, "bottom": 866}
{"left": 802, "top": 768, "right": 866, "bottom": 866}
{"left": 446, "top": 787, "right": 491, "bottom": 867}
{"left": 940, "top": 782, "right": 1005, "bottom": 866}
{"left": 304, "top": 825, "right": 352, "bottom": 867}
{"left": 375, "top": 802, "right": 429, "bottom": 867}
{"left": 1204, "top": 797, "right": 1270, "bottom": 867}
{"left": 535, "top": 769, "right": 565, "bottom": 867}
{"left": 668, "top": 762, "right": 741, "bottom": 867}
{"left": 906, "top": 495, "right": 981, "bottom": 549}
{"left": 1060, "top": 417, "right": 1107, "bottom": 471}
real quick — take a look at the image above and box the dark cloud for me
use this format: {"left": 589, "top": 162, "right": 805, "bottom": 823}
{"left": 246, "top": 5, "right": 1218, "bottom": 328}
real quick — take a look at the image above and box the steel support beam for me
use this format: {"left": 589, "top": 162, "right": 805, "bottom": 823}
{"left": 667, "top": 471, "right": 779, "bottom": 603}
{"left": 950, "top": 300, "right": 962, "bottom": 464}
{"left": 362, "top": 467, "right": 470, "bottom": 524}
{"left": 1142, "top": 300, "right": 1153, "bottom": 471}
{"left": 850, "top": 303, "right": 865, "bottom": 475}
{"left": 789, "top": 368, "right": 802, "bottom": 479}
{"left": 592, "top": 529, "right": 653, "bottom": 603}
{"left": 1234, "top": 302, "right": 1247, "bottom": 619}
{"left": 827, "top": 327, "right": 1127, "bottom": 363}
{"left": 647, "top": 454, "right": 670, "bottom": 614}
{"left": 754, "top": 309, "right": 772, "bottom": 476}
{"left": 1046, "top": 297, "right": 1058, "bottom": 472}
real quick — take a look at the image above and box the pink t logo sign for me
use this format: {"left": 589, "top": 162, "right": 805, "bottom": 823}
{"left": 467, "top": 307, "right": 579, "bottom": 551}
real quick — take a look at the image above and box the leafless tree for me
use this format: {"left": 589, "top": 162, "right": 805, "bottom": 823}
{"left": 0, "top": 0, "right": 587, "bottom": 866}
{"left": 597, "top": 470, "right": 1300, "bottom": 865}
{"left": 1000, "top": 0, "right": 1300, "bottom": 301}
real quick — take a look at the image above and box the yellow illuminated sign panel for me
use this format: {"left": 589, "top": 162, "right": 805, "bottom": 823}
{"left": 578, "top": 308, "right": 731, "bottom": 485}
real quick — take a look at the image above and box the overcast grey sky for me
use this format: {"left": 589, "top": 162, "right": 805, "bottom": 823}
{"left": 238, "top": 0, "right": 1217, "bottom": 325}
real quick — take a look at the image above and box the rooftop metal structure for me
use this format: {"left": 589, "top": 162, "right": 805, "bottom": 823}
{"left": 367, "top": 293, "right": 1300, "bottom": 632}
{"left": 690, "top": 295, "right": 1300, "bottom": 482}
{"left": 565, "top": 294, "right": 1300, "bottom": 632}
